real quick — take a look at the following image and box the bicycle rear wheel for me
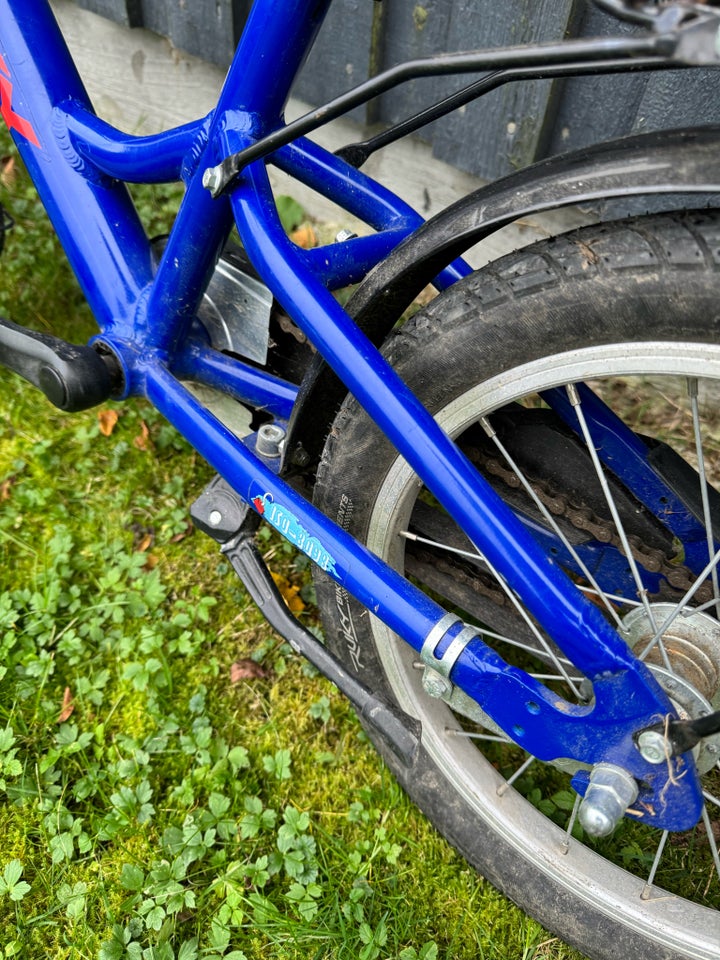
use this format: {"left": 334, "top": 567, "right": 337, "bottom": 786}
{"left": 313, "top": 210, "right": 720, "bottom": 960}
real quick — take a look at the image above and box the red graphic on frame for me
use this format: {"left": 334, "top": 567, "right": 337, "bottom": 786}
{"left": 0, "top": 55, "right": 40, "bottom": 148}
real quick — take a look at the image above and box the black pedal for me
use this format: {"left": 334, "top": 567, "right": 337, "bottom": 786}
{"left": 0, "top": 317, "right": 122, "bottom": 411}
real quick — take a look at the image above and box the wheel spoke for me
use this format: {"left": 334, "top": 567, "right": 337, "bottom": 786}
{"left": 641, "top": 829, "right": 669, "bottom": 900}
{"left": 566, "top": 383, "right": 680, "bottom": 675}
{"left": 701, "top": 804, "right": 720, "bottom": 888}
{"left": 530, "top": 672, "right": 584, "bottom": 684}
{"left": 689, "top": 377, "right": 720, "bottom": 605}
{"left": 480, "top": 414, "right": 625, "bottom": 630}
{"left": 401, "top": 529, "right": 584, "bottom": 699}
{"left": 689, "top": 597, "right": 720, "bottom": 616}
{"left": 567, "top": 385, "right": 662, "bottom": 631}
{"left": 561, "top": 793, "right": 582, "bottom": 855}
{"left": 444, "top": 728, "right": 513, "bottom": 744}
{"left": 497, "top": 754, "right": 536, "bottom": 797}
{"left": 638, "top": 545, "right": 720, "bottom": 662}
{"left": 581, "top": 586, "right": 644, "bottom": 608}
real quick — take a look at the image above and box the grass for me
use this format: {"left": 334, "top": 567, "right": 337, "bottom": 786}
{"left": 0, "top": 133, "right": 594, "bottom": 960}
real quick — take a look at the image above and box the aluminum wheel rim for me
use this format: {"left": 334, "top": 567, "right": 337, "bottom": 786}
{"left": 367, "top": 342, "right": 720, "bottom": 957}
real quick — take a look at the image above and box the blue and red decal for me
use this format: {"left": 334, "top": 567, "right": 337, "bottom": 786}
{"left": 253, "top": 492, "right": 338, "bottom": 575}
{"left": 0, "top": 55, "right": 40, "bottom": 148}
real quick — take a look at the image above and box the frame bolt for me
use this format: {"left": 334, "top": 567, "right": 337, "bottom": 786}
{"left": 202, "top": 166, "right": 223, "bottom": 195}
{"left": 208, "top": 509, "right": 223, "bottom": 527}
{"left": 636, "top": 729, "right": 669, "bottom": 765}
{"left": 422, "top": 669, "right": 452, "bottom": 699}
{"left": 335, "top": 228, "right": 358, "bottom": 243}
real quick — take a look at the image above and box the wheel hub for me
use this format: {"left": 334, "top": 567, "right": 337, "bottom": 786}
{"left": 622, "top": 603, "right": 720, "bottom": 773}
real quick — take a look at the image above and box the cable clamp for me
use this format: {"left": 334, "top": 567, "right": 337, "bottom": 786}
{"left": 420, "top": 614, "right": 477, "bottom": 699}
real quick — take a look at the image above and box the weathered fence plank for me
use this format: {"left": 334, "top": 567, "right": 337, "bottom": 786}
{"left": 68, "top": 0, "right": 720, "bottom": 182}
{"left": 74, "top": 0, "right": 142, "bottom": 27}
{"left": 291, "top": 0, "right": 378, "bottom": 125}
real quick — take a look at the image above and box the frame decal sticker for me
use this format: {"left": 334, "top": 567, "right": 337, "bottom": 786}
{"left": 253, "top": 492, "right": 338, "bottom": 575}
{"left": 0, "top": 54, "right": 40, "bottom": 147}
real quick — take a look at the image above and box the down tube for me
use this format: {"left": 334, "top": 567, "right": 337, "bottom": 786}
{"left": 144, "top": 366, "right": 451, "bottom": 649}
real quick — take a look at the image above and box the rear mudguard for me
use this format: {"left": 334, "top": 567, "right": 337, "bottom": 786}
{"left": 285, "top": 125, "right": 720, "bottom": 471}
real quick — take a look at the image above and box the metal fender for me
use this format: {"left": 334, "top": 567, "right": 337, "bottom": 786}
{"left": 286, "top": 125, "right": 720, "bottom": 471}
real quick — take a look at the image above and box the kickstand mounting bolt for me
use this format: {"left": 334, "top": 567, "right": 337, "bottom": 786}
{"left": 256, "top": 423, "right": 286, "bottom": 458}
{"left": 637, "top": 729, "right": 668, "bottom": 765}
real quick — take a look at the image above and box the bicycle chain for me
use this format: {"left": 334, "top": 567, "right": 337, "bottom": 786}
{"left": 460, "top": 446, "right": 713, "bottom": 606}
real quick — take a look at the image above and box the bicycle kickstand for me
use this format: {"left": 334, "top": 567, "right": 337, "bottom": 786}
{"left": 190, "top": 474, "right": 420, "bottom": 767}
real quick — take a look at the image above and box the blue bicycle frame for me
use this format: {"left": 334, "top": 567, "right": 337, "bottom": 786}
{"left": 0, "top": 0, "right": 707, "bottom": 830}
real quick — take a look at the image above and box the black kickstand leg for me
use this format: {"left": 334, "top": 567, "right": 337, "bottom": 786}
{"left": 191, "top": 475, "right": 420, "bottom": 767}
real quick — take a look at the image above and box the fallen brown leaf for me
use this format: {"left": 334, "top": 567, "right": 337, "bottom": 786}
{"left": 271, "top": 571, "right": 305, "bottom": 613}
{"left": 1, "top": 155, "right": 17, "bottom": 187}
{"left": 170, "top": 522, "right": 194, "bottom": 543}
{"left": 137, "top": 532, "right": 154, "bottom": 552}
{"left": 290, "top": 224, "right": 317, "bottom": 249}
{"left": 98, "top": 408, "right": 119, "bottom": 437}
{"left": 230, "top": 659, "right": 270, "bottom": 683}
{"left": 57, "top": 686, "right": 74, "bottom": 723}
{"left": 133, "top": 420, "right": 152, "bottom": 451}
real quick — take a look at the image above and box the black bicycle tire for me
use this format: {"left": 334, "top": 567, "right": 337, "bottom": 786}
{"left": 312, "top": 209, "right": 720, "bottom": 960}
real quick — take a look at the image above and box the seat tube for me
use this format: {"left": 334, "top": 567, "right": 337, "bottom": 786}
{"left": 213, "top": 0, "right": 334, "bottom": 125}
{"left": 141, "top": 0, "right": 336, "bottom": 357}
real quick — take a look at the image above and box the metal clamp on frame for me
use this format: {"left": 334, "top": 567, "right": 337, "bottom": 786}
{"left": 420, "top": 613, "right": 508, "bottom": 738}
{"left": 421, "top": 613, "right": 479, "bottom": 699}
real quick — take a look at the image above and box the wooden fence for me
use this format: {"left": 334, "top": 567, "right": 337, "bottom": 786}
{"left": 71, "top": 0, "right": 720, "bottom": 181}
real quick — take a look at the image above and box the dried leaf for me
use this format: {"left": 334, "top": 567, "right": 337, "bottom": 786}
{"left": 129, "top": 522, "right": 153, "bottom": 548}
{"left": 97, "top": 408, "right": 119, "bottom": 437}
{"left": 133, "top": 420, "right": 152, "bottom": 451}
{"left": 137, "top": 532, "right": 154, "bottom": 552}
{"left": 1, "top": 155, "right": 16, "bottom": 187}
{"left": 271, "top": 571, "right": 306, "bottom": 613}
{"left": 0, "top": 478, "right": 13, "bottom": 501}
{"left": 57, "top": 686, "right": 74, "bottom": 723}
{"left": 169, "top": 523, "right": 193, "bottom": 543}
{"left": 230, "top": 659, "right": 270, "bottom": 683}
{"left": 290, "top": 224, "right": 317, "bottom": 249}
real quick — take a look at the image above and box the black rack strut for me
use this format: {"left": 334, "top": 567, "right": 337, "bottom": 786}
{"left": 335, "top": 56, "right": 677, "bottom": 170}
{"left": 203, "top": 31, "right": 686, "bottom": 197}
